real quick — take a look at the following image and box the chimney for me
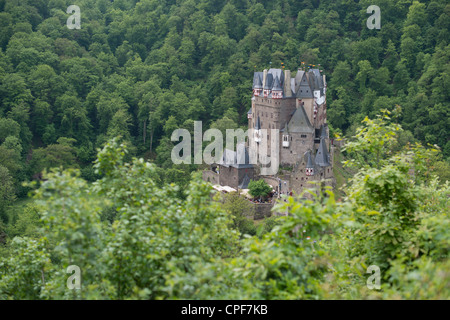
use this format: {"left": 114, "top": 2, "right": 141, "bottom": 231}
{"left": 262, "top": 69, "right": 268, "bottom": 89}
{"left": 284, "top": 70, "right": 291, "bottom": 97}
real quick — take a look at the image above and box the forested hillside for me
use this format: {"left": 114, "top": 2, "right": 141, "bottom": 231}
{"left": 0, "top": 0, "right": 448, "bottom": 300}
{"left": 0, "top": 0, "right": 449, "bottom": 196}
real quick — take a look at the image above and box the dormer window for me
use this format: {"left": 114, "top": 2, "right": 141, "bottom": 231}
{"left": 272, "top": 90, "right": 282, "bottom": 99}
{"left": 253, "top": 89, "right": 262, "bottom": 96}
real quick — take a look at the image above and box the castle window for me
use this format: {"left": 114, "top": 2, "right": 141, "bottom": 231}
{"left": 282, "top": 135, "right": 289, "bottom": 148}
{"left": 301, "top": 134, "right": 307, "bottom": 138}
{"left": 301, "top": 177, "right": 304, "bottom": 181}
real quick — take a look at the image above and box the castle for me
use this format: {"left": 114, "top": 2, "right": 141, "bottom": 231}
{"left": 203, "top": 66, "right": 335, "bottom": 198}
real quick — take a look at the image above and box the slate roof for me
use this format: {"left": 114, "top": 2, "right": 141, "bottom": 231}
{"left": 290, "top": 78, "right": 295, "bottom": 95}
{"left": 253, "top": 72, "right": 263, "bottom": 89}
{"left": 296, "top": 73, "right": 314, "bottom": 98}
{"left": 306, "top": 151, "right": 314, "bottom": 169}
{"left": 272, "top": 76, "right": 283, "bottom": 91}
{"left": 287, "top": 104, "right": 314, "bottom": 133}
{"left": 268, "top": 68, "right": 284, "bottom": 85}
{"left": 320, "top": 124, "right": 328, "bottom": 139}
{"left": 295, "top": 70, "right": 305, "bottom": 88}
{"left": 219, "top": 143, "right": 254, "bottom": 169}
{"left": 311, "top": 69, "right": 324, "bottom": 89}
{"left": 264, "top": 73, "right": 273, "bottom": 90}
{"left": 253, "top": 68, "right": 324, "bottom": 97}
{"left": 315, "top": 138, "right": 331, "bottom": 167}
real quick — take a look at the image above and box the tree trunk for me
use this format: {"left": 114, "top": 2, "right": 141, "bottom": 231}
{"left": 150, "top": 129, "right": 154, "bottom": 154}
{"left": 143, "top": 119, "right": 147, "bottom": 145}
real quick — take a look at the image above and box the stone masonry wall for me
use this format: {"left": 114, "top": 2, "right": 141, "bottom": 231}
{"left": 202, "top": 170, "right": 219, "bottom": 185}
{"left": 253, "top": 203, "right": 274, "bottom": 220}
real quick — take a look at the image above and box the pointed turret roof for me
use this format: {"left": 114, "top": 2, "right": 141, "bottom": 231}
{"left": 315, "top": 138, "right": 330, "bottom": 167}
{"left": 264, "top": 73, "right": 273, "bottom": 90}
{"left": 287, "top": 104, "right": 314, "bottom": 133}
{"left": 253, "top": 72, "right": 263, "bottom": 89}
{"left": 281, "top": 122, "right": 289, "bottom": 133}
{"left": 268, "top": 68, "right": 284, "bottom": 84}
{"left": 296, "top": 73, "right": 313, "bottom": 98}
{"left": 272, "top": 76, "right": 283, "bottom": 91}
{"left": 254, "top": 74, "right": 263, "bottom": 89}
{"left": 306, "top": 151, "right": 314, "bottom": 169}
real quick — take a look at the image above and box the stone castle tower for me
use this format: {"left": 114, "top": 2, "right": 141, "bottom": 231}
{"left": 247, "top": 67, "right": 334, "bottom": 195}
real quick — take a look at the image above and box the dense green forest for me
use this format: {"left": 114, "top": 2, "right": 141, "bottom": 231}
{"left": 0, "top": 0, "right": 448, "bottom": 299}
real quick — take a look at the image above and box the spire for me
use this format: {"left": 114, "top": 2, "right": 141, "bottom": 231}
{"left": 254, "top": 74, "right": 263, "bottom": 89}
{"left": 315, "top": 138, "right": 330, "bottom": 167}
{"left": 253, "top": 72, "right": 263, "bottom": 89}
{"left": 264, "top": 73, "right": 273, "bottom": 90}
{"left": 272, "top": 75, "right": 283, "bottom": 98}
{"left": 305, "top": 151, "right": 315, "bottom": 176}
{"left": 296, "top": 73, "right": 313, "bottom": 98}
{"left": 306, "top": 151, "right": 314, "bottom": 168}
{"left": 272, "top": 76, "right": 282, "bottom": 91}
